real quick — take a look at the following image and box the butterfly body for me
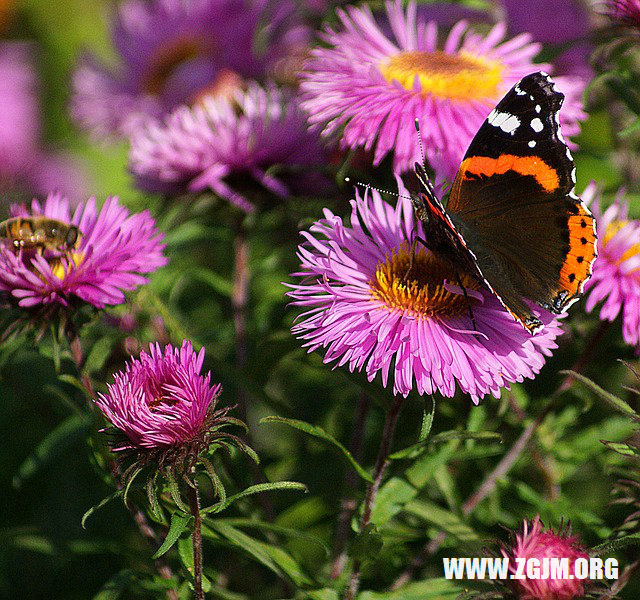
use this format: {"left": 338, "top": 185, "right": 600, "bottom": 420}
{"left": 411, "top": 72, "right": 597, "bottom": 333}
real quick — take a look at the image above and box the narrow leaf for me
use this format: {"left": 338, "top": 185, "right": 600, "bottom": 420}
{"left": 390, "top": 430, "right": 500, "bottom": 460}
{"left": 562, "top": 370, "right": 638, "bottom": 417}
{"left": 202, "top": 481, "right": 307, "bottom": 515}
{"left": 152, "top": 512, "right": 191, "bottom": 559}
{"left": 82, "top": 490, "right": 123, "bottom": 529}
{"left": 260, "top": 416, "right": 373, "bottom": 483}
{"left": 14, "top": 415, "right": 89, "bottom": 488}
{"left": 592, "top": 534, "right": 640, "bottom": 555}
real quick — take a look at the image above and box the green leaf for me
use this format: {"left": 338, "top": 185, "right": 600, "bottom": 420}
{"left": 592, "top": 534, "right": 640, "bottom": 555}
{"left": 201, "top": 481, "right": 307, "bottom": 515}
{"left": 419, "top": 395, "right": 435, "bottom": 441}
{"left": 562, "top": 370, "right": 639, "bottom": 417}
{"left": 404, "top": 499, "right": 479, "bottom": 543}
{"left": 84, "top": 336, "right": 114, "bottom": 375}
{"left": 429, "top": 430, "right": 502, "bottom": 444}
{"left": 305, "top": 590, "right": 339, "bottom": 600}
{"left": 58, "top": 373, "right": 91, "bottom": 396}
{"left": 204, "top": 521, "right": 313, "bottom": 586}
{"left": 82, "top": 490, "right": 123, "bottom": 529}
{"left": 349, "top": 523, "right": 383, "bottom": 563}
{"left": 188, "top": 267, "right": 233, "bottom": 297}
{"left": 260, "top": 416, "right": 373, "bottom": 483}
{"left": 390, "top": 430, "right": 500, "bottom": 460}
{"left": 601, "top": 440, "right": 638, "bottom": 456}
{"left": 152, "top": 511, "right": 191, "bottom": 559}
{"left": 92, "top": 569, "right": 138, "bottom": 600}
{"left": 216, "top": 518, "right": 330, "bottom": 555}
{"left": 370, "top": 478, "right": 417, "bottom": 527}
{"left": 357, "top": 578, "right": 464, "bottom": 599}
{"left": 14, "top": 414, "right": 89, "bottom": 488}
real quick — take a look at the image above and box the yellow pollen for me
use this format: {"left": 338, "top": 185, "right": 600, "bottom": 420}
{"left": 145, "top": 37, "right": 205, "bottom": 95}
{"left": 379, "top": 50, "right": 503, "bottom": 101}
{"left": 605, "top": 220, "right": 640, "bottom": 269}
{"left": 50, "top": 252, "right": 84, "bottom": 281}
{"left": 370, "top": 245, "right": 479, "bottom": 319}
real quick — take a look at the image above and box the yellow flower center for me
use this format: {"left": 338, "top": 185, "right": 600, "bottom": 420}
{"left": 191, "top": 68, "right": 244, "bottom": 106}
{"left": 370, "top": 245, "right": 479, "bottom": 319}
{"left": 50, "top": 252, "right": 84, "bottom": 281}
{"left": 379, "top": 50, "right": 503, "bottom": 101}
{"left": 604, "top": 220, "right": 640, "bottom": 269}
{"left": 145, "top": 37, "right": 205, "bottom": 96}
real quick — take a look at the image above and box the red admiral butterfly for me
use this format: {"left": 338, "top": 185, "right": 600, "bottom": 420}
{"left": 410, "top": 72, "right": 597, "bottom": 334}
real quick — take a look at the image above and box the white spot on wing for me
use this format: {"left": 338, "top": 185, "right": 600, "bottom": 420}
{"left": 528, "top": 140, "right": 536, "bottom": 147}
{"left": 535, "top": 105, "right": 541, "bottom": 113}
{"left": 531, "top": 118, "right": 543, "bottom": 132}
{"left": 515, "top": 84, "right": 526, "bottom": 96}
{"left": 488, "top": 110, "right": 520, "bottom": 134}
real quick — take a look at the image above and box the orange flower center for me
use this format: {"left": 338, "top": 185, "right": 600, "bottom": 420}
{"left": 370, "top": 245, "right": 479, "bottom": 318}
{"left": 379, "top": 50, "right": 503, "bottom": 101}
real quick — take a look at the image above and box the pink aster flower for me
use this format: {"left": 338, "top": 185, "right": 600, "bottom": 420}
{"left": 607, "top": 0, "right": 640, "bottom": 28}
{"left": 71, "top": 0, "right": 307, "bottom": 139}
{"left": 583, "top": 184, "right": 640, "bottom": 348}
{"left": 300, "top": 0, "right": 586, "bottom": 179}
{"left": 287, "top": 185, "right": 563, "bottom": 403}
{"left": 0, "top": 193, "right": 167, "bottom": 310}
{"left": 0, "top": 42, "right": 88, "bottom": 203}
{"left": 503, "top": 516, "right": 591, "bottom": 600}
{"left": 129, "top": 83, "right": 323, "bottom": 212}
{"left": 95, "top": 341, "right": 224, "bottom": 451}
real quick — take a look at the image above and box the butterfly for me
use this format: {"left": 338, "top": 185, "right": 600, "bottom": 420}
{"left": 410, "top": 71, "right": 597, "bottom": 334}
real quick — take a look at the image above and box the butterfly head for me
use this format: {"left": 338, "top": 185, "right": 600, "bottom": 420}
{"left": 410, "top": 193, "right": 430, "bottom": 224}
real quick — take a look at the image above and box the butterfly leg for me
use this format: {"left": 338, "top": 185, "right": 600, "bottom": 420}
{"left": 454, "top": 272, "right": 478, "bottom": 333}
{"left": 402, "top": 237, "right": 418, "bottom": 283}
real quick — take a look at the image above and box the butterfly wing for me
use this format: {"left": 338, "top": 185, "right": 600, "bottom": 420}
{"left": 445, "top": 72, "right": 597, "bottom": 332}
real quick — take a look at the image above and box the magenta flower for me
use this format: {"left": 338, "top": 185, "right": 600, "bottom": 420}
{"left": 95, "top": 341, "right": 222, "bottom": 451}
{"left": 129, "top": 83, "right": 323, "bottom": 212}
{"left": 0, "top": 193, "right": 167, "bottom": 310}
{"left": 607, "top": 0, "right": 640, "bottom": 28}
{"left": 503, "top": 517, "right": 591, "bottom": 600}
{"left": 0, "top": 42, "right": 88, "bottom": 203}
{"left": 287, "top": 186, "right": 563, "bottom": 403}
{"left": 71, "top": 0, "right": 307, "bottom": 139}
{"left": 300, "top": 0, "right": 587, "bottom": 179}
{"left": 583, "top": 184, "right": 640, "bottom": 348}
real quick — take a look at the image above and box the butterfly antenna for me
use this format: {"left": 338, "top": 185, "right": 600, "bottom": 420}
{"left": 415, "top": 119, "right": 426, "bottom": 169}
{"left": 344, "top": 177, "right": 412, "bottom": 200}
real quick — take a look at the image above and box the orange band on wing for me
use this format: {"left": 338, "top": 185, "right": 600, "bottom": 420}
{"left": 558, "top": 203, "right": 597, "bottom": 297}
{"left": 461, "top": 155, "right": 560, "bottom": 192}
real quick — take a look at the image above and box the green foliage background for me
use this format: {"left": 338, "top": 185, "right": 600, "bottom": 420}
{"left": 0, "top": 1, "right": 639, "bottom": 599}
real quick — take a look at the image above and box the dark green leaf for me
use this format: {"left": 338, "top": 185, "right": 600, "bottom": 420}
{"left": 84, "top": 336, "right": 114, "bottom": 375}
{"left": 201, "top": 481, "right": 307, "bottom": 515}
{"left": 562, "top": 371, "right": 638, "bottom": 417}
{"left": 204, "top": 522, "right": 313, "bottom": 586}
{"left": 82, "top": 490, "right": 123, "bottom": 529}
{"left": 404, "top": 499, "right": 479, "bottom": 542}
{"left": 592, "top": 534, "right": 640, "bottom": 555}
{"left": 260, "top": 416, "right": 373, "bottom": 483}
{"left": 152, "top": 511, "right": 191, "bottom": 559}
{"left": 14, "top": 415, "right": 89, "bottom": 488}
{"left": 349, "top": 523, "right": 383, "bottom": 563}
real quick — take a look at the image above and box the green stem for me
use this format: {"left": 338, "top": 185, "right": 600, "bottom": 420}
{"left": 344, "top": 396, "right": 403, "bottom": 600}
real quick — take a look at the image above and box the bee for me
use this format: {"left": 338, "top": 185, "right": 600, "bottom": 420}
{"left": 0, "top": 217, "right": 82, "bottom": 253}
